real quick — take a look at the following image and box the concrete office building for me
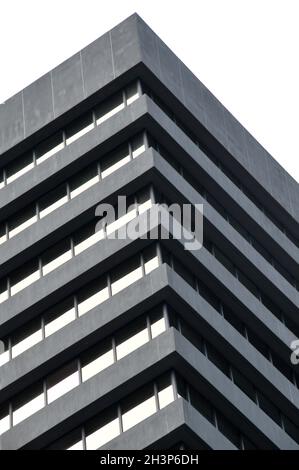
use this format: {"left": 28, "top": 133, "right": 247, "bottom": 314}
{"left": 0, "top": 14, "right": 298, "bottom": 450}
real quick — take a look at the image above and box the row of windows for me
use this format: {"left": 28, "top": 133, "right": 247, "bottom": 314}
{"left": 0, "top": 307, "right": 166, "bottom": 436}
{"left": 160, "top": 247, "right": 299, "bottom": 389}
{"left": 142, "top": 83, "right": 299, "bottom": 248}
{"left": 1, "top": 194, "right": 297, "bottom": 392}
{"left": 47, "top": 371, "right": 257, "bottom": 450}
{"left": 0, "top": 82, "right": 140, "bottom": 190}
{"left": 203, "top": 237, "right": 296, "bottom": 328}
{"left": 47, "top": 373, "right": 175, "bottom": 450}
{"left": 0, "top": 133, "right": 146, "bottom": 246}
{"left": 151, "top": 138, "right": 298, "bottom": 291}
{"left": 170, "top": 308, "right": 299, "bottom": 444}
{"left": 1, "top": 297, "right": 297, "bottom": 444}
{"left": 154, "top": 187, "right": 298, "bottom": 342}
{"left": 0, "top": 243, "right": 159, "bottom": 367}
{"left": 1, "top": 78, "right": 296, "bottom": 255}
{"left": 0, "top": 185, "right": 152, "bottom": 307}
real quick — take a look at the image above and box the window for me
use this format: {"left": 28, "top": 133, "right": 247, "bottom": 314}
{"left": 44, "top": 298, "right": 76, "bottom": 337}
{"left": 125, "top": 82, "right": 139, "bottom": 105}
{"left": 47, "top": 361, "right": 79, "bottom": 404}
{"left": 35, "top": 132, "right": 64, "bottom": 165}
{"left": 189, "top": 386, "right": 214, "bottom": 424}
{"left": 77, "top": 277, "right": 109, "bottom": 317}
{"left": 0, "top": 279, "right": 8, "bottom": 304}
{"left": 41, "top": 238, "right": 72, "bottom": 276}
{"left": 0, "top": 223, "right": 6, "bottom": 245}
{"left": 116, "top": 317, "right": 149, "bottom": 360}
{"left": 217, "top": 412, "right": 240, "bottom": 448}
{"left": 206, "top": 343, "right": 230, "bottom": 377}
{"left": 0, "top": 405, "right": 9, "bottom": 436}
{"left": 49, "top": 429, "right": 83, "bottom": 450}
{"left": 237, "top": 271, "right": 260, "bottom": 299}
{"left": 136, "top": 186, "right": 153, "bottom": 214}
{"left": 246, "top": 329, "right": 269, "bottom": 358}
{"left": 66, "top": 112, "right": 94, "bottom": 145}
{"left": 144, "top": 245, "right": 159, "bottom": 275}
{"left": 257, "top": 392, "right": 281, "bottom": 425}
{"left": 213, "top": 245, "right": 236, "bottom": 276}
{"left": 8, "top": 204, "right": 37, "bottom": 239}
{"left": 180, "top": 320, "right": 204, "bottom": 353}
{"left": 10, "top": 259, "right": 40, "bottom": 296}
{"left": 121, "top": 384, "right": 156, "bottom": 432}
{"left": 73, "top": 221, "right": 104, "bottom": 256}
{"left": 283, "top": 415, "right": 299, "bottom": 443}
{"left": 81, "top": 339, "right": 114, "bottom": 382}
{"left": 106, "top": 204, "right": 137, "bottom": 237}
{"left": 69, "top": 163, "right": 99, "bottom": 199}
{"left": 132, "top": 133, "right": 145, "bottom": 158}
{"left": 222, "top": 305, "right": 244, "bottom": 335}
{"left": 173, "top": 257, "right": 196, "bottom": 288}
{"left": 12, "top": 382, "right": 44, "bottom": 425}
{"left": 231, "top": 367, "right": 256, "bottom": 402}
{"left": 0, "top": 339, "right": 9, "bottom": 367}
{"left": 157, "top": 374, "right": 174, "bottom": 409}
{"left": 0, "top": 169, "right": 4, "bottom": 189}
{"left": 85, "top": 408, "right": 119, "bottom": 450}
{"left": 11, "top": 318, "right": 42, "bottom": 359}
{"left": 150, "top": 308, "right": 166, "bottom": 339}
{"left": 111, "top": 255, "right": 142, "bottom": 296}
{"left": 39, "top": 184, "right": 68, "bottom": 219}
{"left": 95, "top": 91, "right": 124, "bottom": 126}
{"left": 101, "top": 143, "right": 130, "bottom": 179}
{"left": 6, "top": 152, "right": 34, "bottom": 184}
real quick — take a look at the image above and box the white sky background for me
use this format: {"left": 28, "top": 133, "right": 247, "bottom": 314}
{"left": 0, "top": 0, "right": 298, "bottom": 183}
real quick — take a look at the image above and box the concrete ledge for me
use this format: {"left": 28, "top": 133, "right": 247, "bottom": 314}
{"left": 100, "top": 398, "right": 236, "bottom": 450}
{"left": 0, "top": 146, "right": 155, "bottom": 275}
{"left": 2, "top": 328, "right": 297, "bottom": 449}
{"left": 0, "top": 265, "right": 169, "bottom": 398}
{"left": 0, "top": 94, "right": 150, "bottom": 218}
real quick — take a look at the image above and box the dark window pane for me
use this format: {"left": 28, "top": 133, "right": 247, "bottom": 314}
{"left": 206, "top": 343, "right": 230, "bottom": 377}
{"left": 47, "top": 428, "right": 83, "bottom": 450}
{"left": 257, "top": 392, "right": 281, "bottom": 425}
{"left": 6, "top": 153, "right": 34, "bottom": 184}
{"left": 69, "top": 163, "right": 98, "bottom": 198}
{"left": 39, "top": 184, "right": 68, "bottom": 218}
{"left": 35, "top": 132, "right": 64, "bottom": 164}
{"left": 173, "top": 258, "right": 196, "bottom": 289}
{"left": 217, "top": 411, "right": 241, "bottom": 448}
{"left": 65, "top": 112, "right": 94, "bottom": 145}
{"left": 189, "top": 386, "right": 214, "bottom": 424}
{"left": 231, "top": 367, "right": 256, "bottom": 401}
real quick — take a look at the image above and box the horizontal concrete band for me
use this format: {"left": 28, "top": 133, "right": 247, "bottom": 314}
{"left": 100, "top": 398, "right": 235, "bottom": 450}
{"left": 1, "top": 263, "right": 298, "bottom": 430}
{"left": 0, "top": 94, "right": 150, "bottom": 218}
{"left": 2, "top": 140, "right": 296, "bottom": 322}
{"left": 0, "top": 15, "right": 297, "bottom": 225}
{"left": 1, "top": 94, "right": 297, "bottom": 271}
{"left": 0, "top": 203, "right": 296, "bottom": 372}
{"left": 1, "top": 328, "right": 296, "bottom": 450}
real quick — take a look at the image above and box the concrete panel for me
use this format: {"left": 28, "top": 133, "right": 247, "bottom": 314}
{"left": 81, "top": 32, "right": 114, "bottom": 97}
{"left": 0, "top": 92, "right": 24, "bottom": 155}
{"left": 51, "top": 52, "right": 85, "bottom": 117}
{"left": 23, "top": 73, "right": 54, "bottom": 136}
{"left": 0, "top": 266, "right": 169, "bottom": 398}
{"left": 1, "top": 329, "right": 177, "bottom": 449}
{"left": 156, "top": 41, "right": 183, "bottom": 103}
{"left": 110, "top": 14, "right": 142, "bottom": 79}
{"left": 102, "top": 399, "right": 235, "bottom": 450}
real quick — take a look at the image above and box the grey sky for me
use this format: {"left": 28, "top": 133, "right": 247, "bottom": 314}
{"left": 1, "top": 0, "right": 298, "bottom": 182}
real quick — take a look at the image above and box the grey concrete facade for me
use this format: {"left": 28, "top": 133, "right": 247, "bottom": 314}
{"left": 0, "top": 14, "right": 298, "bottom": 450}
